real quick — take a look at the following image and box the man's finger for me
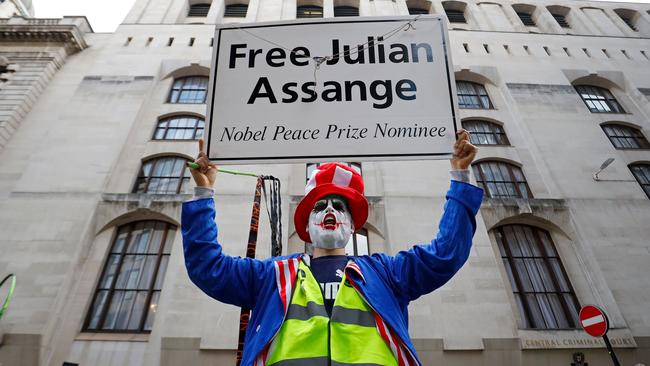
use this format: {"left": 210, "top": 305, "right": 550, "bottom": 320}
{"left": 198, "top": 138, "right": 204, "bottom": 153}
{"left": 456, "top": 130, "right": 470, "bottom": 142}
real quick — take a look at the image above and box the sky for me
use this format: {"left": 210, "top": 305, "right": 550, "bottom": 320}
{"left": 32, "top": 0, "right": 650, "bottom": 33}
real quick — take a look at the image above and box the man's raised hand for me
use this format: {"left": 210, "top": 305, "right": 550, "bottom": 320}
{"left": 450, "top": 129, "right": 478, "bottom": 170}
{"left": 188, "top": 139, "right": 217, "bottom": 188}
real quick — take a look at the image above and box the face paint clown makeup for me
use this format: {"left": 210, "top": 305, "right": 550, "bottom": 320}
{"left": 307, "top": 195, "right": 354, "bottom": 250}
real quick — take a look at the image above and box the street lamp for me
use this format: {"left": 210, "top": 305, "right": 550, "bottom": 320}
{"left": 593, "top": 158, "right": 615, "bottom": 181}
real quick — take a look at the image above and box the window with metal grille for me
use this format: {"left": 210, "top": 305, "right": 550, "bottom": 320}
{"left": 574, "top": 85, "right": 625, "bottom": 114}
{"left": 346, "top": 228, "right": 369, "bottom": 256}
{"left": 462, "top": 120, "right": 510, "bottom": 145}
{"left": 517, "top": 12, "right": 535, "bottom": 26}
{"left": 334, "top": 6, "right": 358, "bottom": 17}
{"left": 188, "top": 3, "right": 211, "bottom": 17}
{"left": 472, "top": 161, "right": 532, "bottom": 198}
{"left": 307, "top": 162, "right": 361, "bottom": 183}
{"left": 494, "top": 225, "right": 581, "bottom": 329}
{"left": 629, "top": 163, "right": 650, "bottom": 199}
{"left": 133, "top": 157, "right": 192, "bottom": 194}
{"left": 84, "top": 221, "right": 176, "bottom": 332}
{"left": 456, "top": 81, "right": 493, "bottom": 109}
{"left": 168, "top": 76, "right": 208, "bottom": 104}
{"left": 224, "top": 3, "right": 248, "bottom": 17}
{"left": 551, "top": 13, "right": 570, "bottom": 28}
{"left": 408, "top": 7, "right": 429, "bottom": 15}
{"left": 601, "top": 124, "right": 650, "bottom": 150}
{"left": 153, "top": 115, "right": 205, "bottom": 140}
{"left": 445, "top": 9, "right": 466, "bottom": 23}
{"left": 297, "top": 5, "right": 323, "bottom": 18}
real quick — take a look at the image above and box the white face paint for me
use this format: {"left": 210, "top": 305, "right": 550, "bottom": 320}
{"left": 307, "top": 196, "right": 353, "bottom": 249}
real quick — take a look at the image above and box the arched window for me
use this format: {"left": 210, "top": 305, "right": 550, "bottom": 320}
{"left": 548, "top": 6, "right": 570, "bottom": 28}
{"left": 408, "top": 7, "right": 429, "bottom": 15}
{"left": 456, "top": 81, "right": 493, "bottom": 109}
{"left": 614, "top": 9, "right": 638, "bottom": 31}
{"left": 224, "top": 3, "right": 248, "bottom": 17}
{"left": 513, "top": 3, "right": 537, "bottom": 27}
{"left": 629, "top": 163, "right": 650, "bottom": 199}
{"left": 494, "top": 224, "right": 580, "bottom": 329}
{"left": 574, "top": 85, "right": 625, "bottom": 114}
{"left": 601, "top": 123, "right": 650, "bottom": 149}
{"left": 153, "top": 115, "right": 205, "bottom": 140}
{"left": 297, "top": 5, "right": 323, "bottom": 18}
{"left": 472, "top": 160, "right": 532, "bottom": 198}
{"left": 462, "top": 120, "right": 510, "bottom": 145}
{"left": 517, "top": 11, "right": 535, "bottom": 26}
{"left": 84, "top": 221, "right": 176, "bottom": 332}
{"left": 133, "top": 156, "right": 191, "bottom": 194}
{"left": 334, "top": 5, "right": 359, "bottom": 17}
{"left": 168, "top": 76, "right": 209, "bottom": 104}
{"left": 406, "top": 0, "right": 430, "bottom": 14}
{"left": 188, "top": 3, "right": 211, "bottom": 17}
{"left": 443, "top": 1, "right": 467, "bottom": 23}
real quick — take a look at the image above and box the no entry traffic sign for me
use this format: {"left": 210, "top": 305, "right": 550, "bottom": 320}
{"left": 579, "top": 305, "right": 620, "bottom": 366}
{"left": 579, "top": 304, "right": 609, "bottom": 337}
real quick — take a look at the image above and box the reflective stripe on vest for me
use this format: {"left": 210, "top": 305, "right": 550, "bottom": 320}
{"left": 267, "top": 259, "right": 397, "bottom": 366}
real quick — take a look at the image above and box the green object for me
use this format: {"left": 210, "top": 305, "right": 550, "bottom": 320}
{"left": 267, "top": 260, "right": 398, "bottom": 365}
{"left": 186, "top": 162, "right": 258, "bottom": 177}
{"left": 0, "top": 273, "right": 16, "bottom": 321}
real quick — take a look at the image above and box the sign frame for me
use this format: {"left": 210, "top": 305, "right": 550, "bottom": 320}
{"left": 205, "top": 15, "right": 460, "bottom": 165}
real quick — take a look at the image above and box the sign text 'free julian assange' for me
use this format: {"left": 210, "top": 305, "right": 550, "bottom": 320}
{"left": 205, "top": 16, "right": 459, "bottom": 164}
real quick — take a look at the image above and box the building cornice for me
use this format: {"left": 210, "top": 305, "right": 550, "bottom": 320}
{"left": 0, "top": 16, "right": 92, "bottom": 55}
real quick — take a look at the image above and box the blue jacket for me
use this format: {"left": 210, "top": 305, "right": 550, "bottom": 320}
{"left": 182, "top": 181, "right": 483, "bottom": 366}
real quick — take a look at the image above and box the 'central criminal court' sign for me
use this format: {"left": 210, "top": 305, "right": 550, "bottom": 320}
{"left": 206, "top": 15, "right": 459, "bottom": 164}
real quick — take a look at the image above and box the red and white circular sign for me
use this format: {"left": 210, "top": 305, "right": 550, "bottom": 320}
{"left": 579, "top": 305, "right": 609, "bottom": 337}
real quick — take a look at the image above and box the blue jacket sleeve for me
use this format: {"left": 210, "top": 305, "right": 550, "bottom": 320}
{"left": 385, "top": 181, "right": 483, "bottom": 302}
{"left": 182, "top": 197, "right": 268, "bottom": 309}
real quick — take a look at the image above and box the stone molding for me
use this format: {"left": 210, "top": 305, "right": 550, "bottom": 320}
{"left": 0, "top": 16, "right": 91, "bottom": 55}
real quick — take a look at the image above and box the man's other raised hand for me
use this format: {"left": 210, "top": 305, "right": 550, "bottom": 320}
{"left": 188, "top": 139, "right": 217, "bottom": 188}
{"left": 450, "top": 129, "right": 478, "bottom": 170}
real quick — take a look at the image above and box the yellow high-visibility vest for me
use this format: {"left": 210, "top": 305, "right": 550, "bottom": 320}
{"left": 266, "top": 259, "right": 397, "bottom": 366}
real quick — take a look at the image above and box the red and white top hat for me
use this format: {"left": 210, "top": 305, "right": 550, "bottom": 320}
{"left": 294, "top": 163, "right": 369, "bottom": 243}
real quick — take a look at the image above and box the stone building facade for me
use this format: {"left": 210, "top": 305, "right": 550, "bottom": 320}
{"left": 0, "top": 0, "right": 649, "bottom": 365}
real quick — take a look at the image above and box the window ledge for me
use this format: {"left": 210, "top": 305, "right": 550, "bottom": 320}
{"left": 481, "top": 197, "right": 568, "bottom": 210}
{"left": 102, "top": 193, "right": 191, "bottom": 203}
{"left": 75, "top": 332, "right": 149, "bottom": 342}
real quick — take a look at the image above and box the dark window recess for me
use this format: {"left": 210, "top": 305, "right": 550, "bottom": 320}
{"left": 297, "top": 5, "right": 323, "bottom": 18}
{"left": 168, "top": 76, "right": 208, "bottom": 104}
{"left": 224, "top": 4, "right": 248, "bottom": 17}
{"left": 629, "top": 163, "right": 650, "bottom": 199}
{"left": 408, "top": 7, "right": 429, "bottom": 15}
{"left": 462, "top": 120, "right": 510, "bottom": 146}
{"left": 517, "top": 12, "right": 535, "bottom": 26}
{"left": 133, "top": 157, "right": 192, "bottom": 194}
{"left": 154, "top": 115, "right": 205, "bottom": 140}
{"left": 574, "top": 85, "right": 625, "bottom": 114}
{"left": 495, "top": 225, "right": 581, "bottom": 329}
{"left": 456, "top": 81, "right": 493, "bottom": 109}
{"left": 602, "top": 124, "right": 650, "bottom": 150}
{"left": 552, "top": 13, "right": 570, "bottom": 28}
{"left": 620, "top": 16, "right": 637, "bottom": 31}
{"left": 188, "top": 3, "right": 211, "bottom": 16}
{"left": 445, "top": 9, "right": 466, "bottom": 23}
{"left": 83, "top": 221, "right": 176, "bottom": 333}
{"left": 472, "top": 161, "right": 533, "bottom": 199}
{"left": 334, "top": 6, "right": 359, "bottom": 17}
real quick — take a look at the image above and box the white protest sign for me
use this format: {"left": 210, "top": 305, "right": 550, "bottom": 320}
{"left": 206, "top": 15, "right": 459, "bottom": 164}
